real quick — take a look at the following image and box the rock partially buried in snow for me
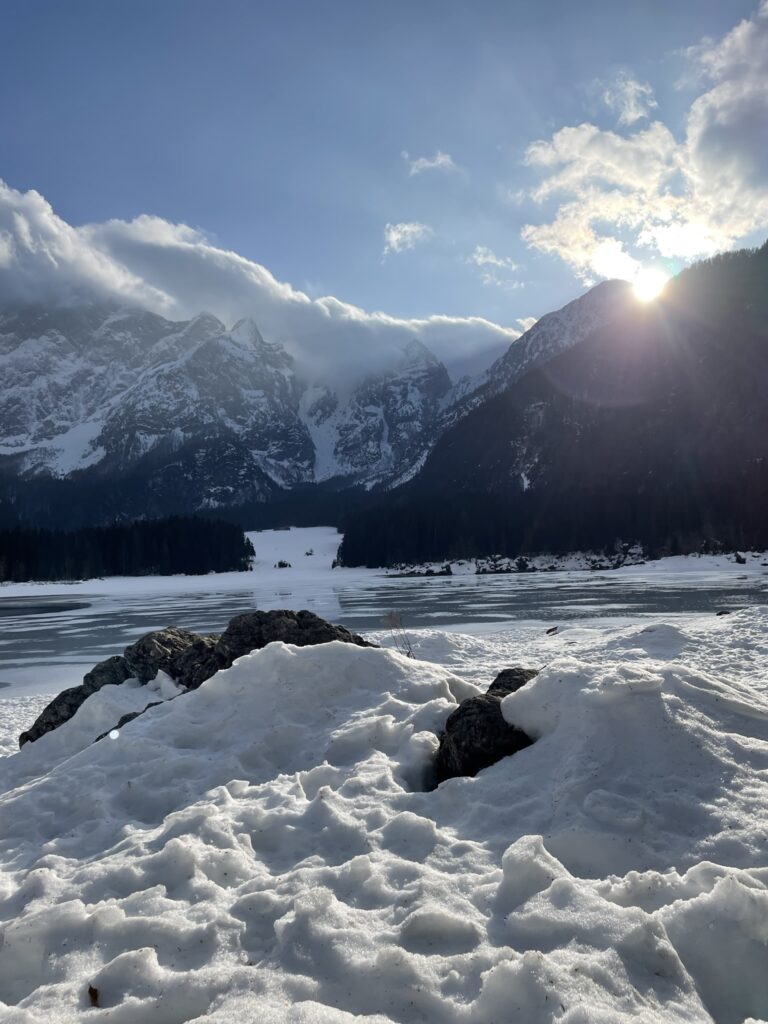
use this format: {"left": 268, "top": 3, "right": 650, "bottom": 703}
{"left": 433, "top": 666, "right": 537, "bottom": 783}
{"left": 169, "top": 634, "right": 221, "bottom": 691}
{"left": 123, "top": 626, "right": 201, "bottom": 683}
{"left": 17, "top": 654, "right": 132, "bottom": 747}
{"left": 206, "top": 609, "right": 375, "bottom": 688}
{"left": 18, "top": 609, "right": 375, "bottom": 748}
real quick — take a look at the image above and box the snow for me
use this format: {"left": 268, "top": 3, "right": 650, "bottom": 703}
{"left": 47, "top": 419, "right": 106, "bottom": 474}
{"left": 2, "top": 556, "right": 768, "bottom": 1021}
{"left": 3, "top": 528, "right": 768, "bottom": 1020}
{"left": 0, "top": 527, "right": 351, "bottom": 600}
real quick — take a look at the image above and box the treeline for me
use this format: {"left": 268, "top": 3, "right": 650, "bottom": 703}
{"left": 0, "top": 516, "right": 255, "bottom": 582}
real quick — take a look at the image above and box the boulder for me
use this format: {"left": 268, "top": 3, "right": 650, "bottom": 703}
{"left": 486, "top": 666, "right": 539, "bottom": 698}
{"left": 20, "top": 609, "right": 375, "bottom": 746}
{"left": 19, "top": 655, "right": 131, "bottom": 747}
{"left": 123, "top": 627, "right": 200, "bottom": 683}
{"left": 170, "top": 634, "right": 221, "bottom": 691}
{"left": 18, "top": 627, "right": 199, "bottom": 748}
{"left": 210, "top": 609, "right": 374, "bottom": 683}
{"left": 434, "top": 666, "right": 537, "bottom": 784}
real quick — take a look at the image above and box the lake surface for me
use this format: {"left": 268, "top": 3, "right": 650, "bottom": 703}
{"left": 1, "top": 563, "right": 767, "bottom": 696}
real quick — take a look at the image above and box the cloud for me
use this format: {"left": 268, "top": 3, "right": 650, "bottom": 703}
{"left": 521, "top": 2, "right": 768, "bottom": 282}
{"left": 401, "top": 150, "right": 458, "bottom": 176}
{"left": 382, "top": 221, "right": 433, "bottom": 256}
{"left": 0, "top": 181, "right": 171, "bottom": 309}
{"left": 516, "top": 316, "right": 538, "bottom": 332}
{"left": 599, "top": 71, "right": 658, "bottom": 125}
{"left": 468, "top": 245, "right": 522, "bottom": 288}
{"left": 0, "top": 181, "right": 515, "bottom": 383}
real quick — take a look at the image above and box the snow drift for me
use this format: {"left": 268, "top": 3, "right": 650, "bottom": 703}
{"left": 2, "top": 624, "right": 768, "bottom": 1022}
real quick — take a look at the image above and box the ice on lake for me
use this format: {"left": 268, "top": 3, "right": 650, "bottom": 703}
{"left": 0, "top": 527, "right": 766, "bottom": 701}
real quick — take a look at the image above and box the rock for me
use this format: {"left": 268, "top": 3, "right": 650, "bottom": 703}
{"left": 18, "top": 628, "right": 199, "bottom": 748}
{"left": 210, "top": 609, "right": 374, "bottom": 685}
{"left": 18, "top": 655, "right": 131, "bottom": 748}
{"left": 123, "top": 627, "right": 200, "bottom": 683}
{"left": 434, "top": 666, "right": 537, "bottom": 784}
{"left": 486, "top": 666, "right": 539, "bottom": 698}
{"left": 20, "top": 610, "right": 375, "bottom": 747}
{"left": 170, "top": 635, "right": 221, "bottom": 691}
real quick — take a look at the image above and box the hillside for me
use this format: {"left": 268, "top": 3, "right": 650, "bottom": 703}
{"left": 339, "top": 245, "right": 768, "bottom": 566}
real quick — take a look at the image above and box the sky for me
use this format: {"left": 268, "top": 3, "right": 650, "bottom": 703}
{"left": 0, "top": 0, "right": 767, "bottom": 377}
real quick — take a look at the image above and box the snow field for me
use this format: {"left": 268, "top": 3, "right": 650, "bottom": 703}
{"left": 1, "top": 610, "right": 768, "bottom": 1022}
{"left": 0, "top": 526, "right": 354, "bottom": 599}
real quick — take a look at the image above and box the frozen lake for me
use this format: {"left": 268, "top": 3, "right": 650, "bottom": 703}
{"left": 1, "top": 527, "right": 767, "bottom": 697}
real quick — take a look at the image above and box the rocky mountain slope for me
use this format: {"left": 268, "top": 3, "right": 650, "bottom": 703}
{"left": 0, "top": 305, "right": 464, "bottom": 519}
{"left": 0, "top": 274, "right": 644, "bottom": 524}
{"left": 339, "top": 244, "right": 768, "bottom": 565}
{"left": 5, "top": 251, "right": 751, "bottom": 534}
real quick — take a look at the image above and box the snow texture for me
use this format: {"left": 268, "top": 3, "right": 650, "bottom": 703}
{"left": 3, "top": 591, "right": 768, "bottom": 1021}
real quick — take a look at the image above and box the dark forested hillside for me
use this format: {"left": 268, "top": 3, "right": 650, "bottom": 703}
{"left": 339, "top": 244, "right": 768, "bottom": 566}
{"left": 0, "top": 517, "right": 254, "bottom": 582}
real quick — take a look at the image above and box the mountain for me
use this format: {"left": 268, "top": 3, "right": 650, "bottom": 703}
{"left": 0, "top": 303, "right": 459, "bottom": 523}
{"left": 7, "top": 245, "right": 764, "bottom": 541}
{"left": 338, "top": 244, "right": 768, "bottom": 566}
{"left": 302, "top": 340, "right": 452, "bottom": 487}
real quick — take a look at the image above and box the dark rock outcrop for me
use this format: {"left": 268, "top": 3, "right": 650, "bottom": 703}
{"left": 123, "top": 627, "right": 200, "bottom": 683}
{"left": 20, "top": 609, "right": 374, "bottom": 747}
{"left": 486, "top": 666, "right": 539, "bottom": 698}
{"left": 215, "top": 608, "right": 372, "bottom": 669}
{"left": 176, "top": 609, "right": 373, "bottom": 690}
{"left": 434, "top": 667, "right": 537, "bottom": 784}
{"left": 170, "top": 635, "right": 221, "bottom": 691}
{"left": 18, "top": 655, "right": 131, "bottom": 747}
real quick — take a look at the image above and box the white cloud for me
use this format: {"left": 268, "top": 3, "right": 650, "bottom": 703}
{"left": 468, "top": 245, "right": 522, "bottom": 288}
{"left": 516, "top": 316, "right": 538, "bottom": 332}
{"left": 382, "top": 221, "right": 433, "bottom": 256}
{"left": 521, "top": 2, "right": 768, "bottom": 282}
{"left": 401, "top": 150, "right": 458, "bottom": 176}
{"left": 0, "top": 181, "right": 515, "bottom": 383}
{"left": 599, "top": 71, "right": 658, "bottom": 125}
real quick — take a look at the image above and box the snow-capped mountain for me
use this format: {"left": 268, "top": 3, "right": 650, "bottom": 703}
{"left": 376, "top": 280, "right": 637, "bottom": 489}
{"left": 449, "top": 279, "right": 635, "bottom": 421}
{"left": 338, "top": 244, "right": 768, "bottom": 566}
{"left": 302, "top": 339, "right": 452, "bottom": 487}
{"left": 0, "top": 279, "right": 651, "bottom": 522}
{"left": 0, "top": 302, "right": 462, "bottom": 514}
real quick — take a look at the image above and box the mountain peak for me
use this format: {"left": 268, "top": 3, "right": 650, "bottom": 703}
{"left": 185, "top": 311, "right": 227, "bottom": 334}
{"left": 400, "top": 338, "right": 442, "bottom": 369}
{"left": 488, "top": 278, "right": 635, "bottom": 390}
{"left": 229, "top": 317, "right": 267, "bottom": 347}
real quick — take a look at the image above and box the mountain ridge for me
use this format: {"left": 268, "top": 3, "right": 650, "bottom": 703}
{"left": 338, "top": 244, "right": 768, "bottom": 566}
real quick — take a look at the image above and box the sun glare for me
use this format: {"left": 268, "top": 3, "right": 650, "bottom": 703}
{"left": 632, "top": 267, "right": 669, "bottom": 303}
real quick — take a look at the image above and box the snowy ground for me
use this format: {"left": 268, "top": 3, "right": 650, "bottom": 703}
{"left": 0, "top": 527, "right": 359, "bottom": 600}
{"left": 2, "top": 530, "right": 768, "bottom": 1021}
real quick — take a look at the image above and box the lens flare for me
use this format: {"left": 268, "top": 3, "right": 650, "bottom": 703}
{"left": 633, "top": 267, "right": 669, "bottom": 302}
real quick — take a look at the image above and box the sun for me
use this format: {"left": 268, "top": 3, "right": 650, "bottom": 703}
{"left": 632, "top": 267, "right": 669, "bottom": 303}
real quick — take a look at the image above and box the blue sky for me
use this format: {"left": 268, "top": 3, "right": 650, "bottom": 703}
{"left": 1, "top": 0, "right": 766, "bottom": 374}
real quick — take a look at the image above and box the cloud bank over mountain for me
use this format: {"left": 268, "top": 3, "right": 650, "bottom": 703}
{"left": 521, "top": 1, "right": 768, "bottom": 282}
{"left": 0, "top": 181, "right": 516, "bottom": 382}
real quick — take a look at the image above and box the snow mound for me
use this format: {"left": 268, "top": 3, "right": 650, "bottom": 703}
{"left": 2, "top": 639, "right": 768, "bottom": 1022}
